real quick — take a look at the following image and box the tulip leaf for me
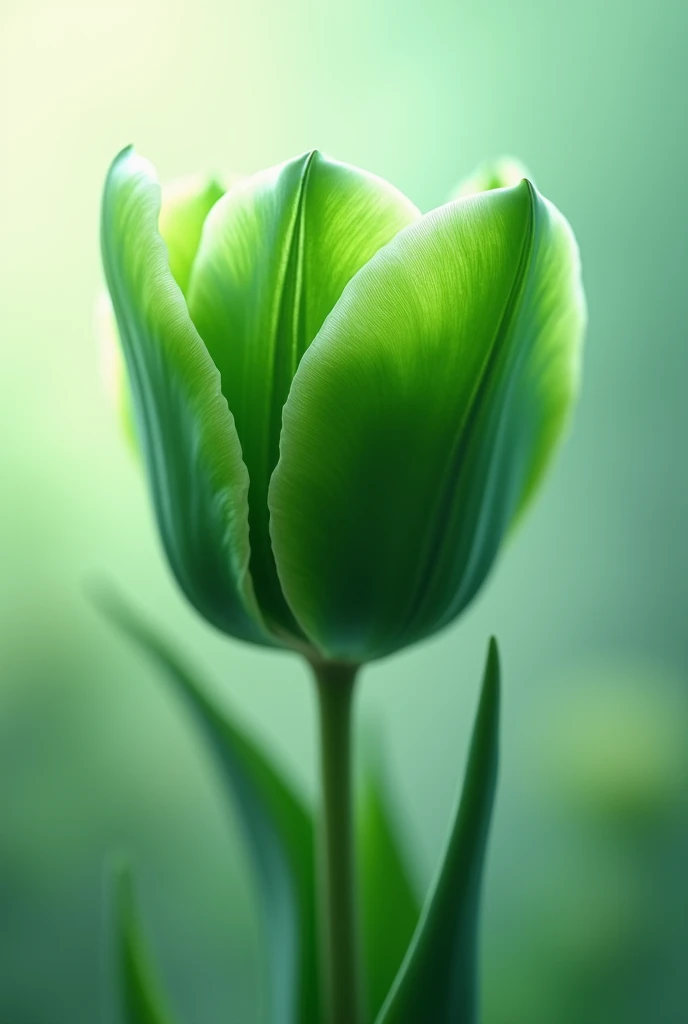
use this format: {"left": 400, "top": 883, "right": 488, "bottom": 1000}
{"left": 375, "top": 638, "right": 500, "bottom": 1024}
{"left": 269, "top": 181, "right": 585, "bottom": 663}
{"left": 186, "top": 151, "right": 419, "bottom": 640}
{"left": 100, "top": 147, "right": 269, "bottom": 646}
{"left": 358, "top": 740, "right": 421, "bottom": 1021}
{"left": 98, "top": 593, "right": 320, "bottom": 1024}
{"left": 109, "top": 857, "right": 181, "bottom": 1024}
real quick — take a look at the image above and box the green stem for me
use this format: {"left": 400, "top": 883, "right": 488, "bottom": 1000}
{"left": 312, "top": 660, "right": 362, "bottom": 1024}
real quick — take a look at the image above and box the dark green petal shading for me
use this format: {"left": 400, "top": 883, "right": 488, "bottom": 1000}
{"left": 270, "top": 181, "right": 585, "bottom": 661}
{"left": 101, "top": 147, "right": 268, "bottom": 644}
{"left": 187, "top": 152, "right": 419, "bottom": 640}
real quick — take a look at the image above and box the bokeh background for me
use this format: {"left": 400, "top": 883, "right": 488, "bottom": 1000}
{"left": 2, "top": 0, "right": 687, "bottom": 1021}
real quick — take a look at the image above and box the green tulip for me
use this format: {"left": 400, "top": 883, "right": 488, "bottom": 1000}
{"left": 101, "top": 148, "right": 585, "bottom": 666}
{"left": 100, "top": 148, "right": 585, "bottom": 1024}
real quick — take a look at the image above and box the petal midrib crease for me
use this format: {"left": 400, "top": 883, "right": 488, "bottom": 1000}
{"left": 249, "top": 151, "right": 316, "bottom": 643}
{"left": 187, "top": 153, "right": 320, "bottom": 647}
{"left": 399, "top": 182, "right": 537, "bottom": 644}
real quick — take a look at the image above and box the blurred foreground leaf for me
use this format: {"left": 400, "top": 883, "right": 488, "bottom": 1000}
{"left": 375, "top": 639, "right": 500, "bottom": 1023}
{"left": 359, "top": 739, "right": 421, "bottom": 1021}
{"left": 98, "top": 593, "right": 320, "bottom": 1024}
{"left": 109, "top": 858, "right": 181, "bottom": 1024}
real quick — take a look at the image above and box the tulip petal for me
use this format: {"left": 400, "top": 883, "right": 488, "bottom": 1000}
{"left": 158, "top": 175, "right": 226, "bottom": 295}
{"left": 187, "top": 152, "right": 419, "bottom": 639}
{"left": 269, "top": 181, "right": 585, "bottom": 661}
{"left": 451, "top": 156, "right": 530, "bottom": 199}
{"left": 97, "top": 290, "right": 138, "bottom": 450}
{"left": 101, "top": 147, "right": 267, "bottom": 644}
{"left": 98, "top": 174, "right": 226, "bottom": 449}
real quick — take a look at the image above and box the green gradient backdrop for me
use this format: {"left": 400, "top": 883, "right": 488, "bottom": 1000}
{"left": 1, "top": 1, "right": 687, "bottom": 1021}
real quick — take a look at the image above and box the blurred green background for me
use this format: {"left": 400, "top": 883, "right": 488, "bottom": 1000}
{"left": 1, "top": 0, "right": 687, "bottom": 1021}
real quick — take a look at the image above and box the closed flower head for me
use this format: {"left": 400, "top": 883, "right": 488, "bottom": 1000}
{"left": 101, "top": 148, "right": 585, "bottom": 664}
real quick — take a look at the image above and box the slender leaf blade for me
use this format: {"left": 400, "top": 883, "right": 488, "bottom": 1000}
{"left": 98, "top": 593, "right": 320, "bottom": 1024}
{"left": 108, "top": 858, "right": 181, "bottom": 1024}
{"left": 375, "top": 639, "right": 501, "bottom": 1023}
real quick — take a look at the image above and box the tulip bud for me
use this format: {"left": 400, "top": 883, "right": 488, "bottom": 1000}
{"left": 101, "top": 148, "right": 585, "bottom": 663}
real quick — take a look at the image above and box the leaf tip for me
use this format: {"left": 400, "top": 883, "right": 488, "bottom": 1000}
{"left": 477, "top": 637, "right": 501, "bottom": 757}
{"left": 485, "top": 636, "right": 500, "bottom": 692}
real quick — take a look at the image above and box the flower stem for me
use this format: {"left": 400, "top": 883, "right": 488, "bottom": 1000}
{"left": 312, "top": 660, "right": 362, "bottom": 1024}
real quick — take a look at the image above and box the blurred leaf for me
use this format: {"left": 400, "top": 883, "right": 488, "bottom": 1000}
{"left": 375, "top": 638, "right": 500, "bottom": 1024}
{"left": 358, "top": 740, "right": 421, "bottom": 1021}
{"left": 109, "top": 857, "right": 181, "bottom": 1024}
{"left": 98, "top": 593, "right": 320, "bottom": 1024}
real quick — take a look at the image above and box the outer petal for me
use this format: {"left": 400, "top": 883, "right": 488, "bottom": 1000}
{"left": 98, "top": 173, "right": 226, "bottom": 447}
{"left": 186, "top": 152, "right": 420, "bottom": 638}
{"left": 269, "top": 181, "right": 585, "bottom": 662}
{"left": 101, "top": 147, "right": 268, "bottom": 644}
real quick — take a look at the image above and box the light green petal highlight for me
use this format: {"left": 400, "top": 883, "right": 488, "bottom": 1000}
{"left": 97, "top": 290, "right": 137, "bottom": 450}
{"left": 158, "top": 174, "right": 225, "bottom": 295}
{"left": 101, "top": 147, "right": 268, "bottom": 644}
{"left": 270, "top": 181, "right": 585, "bottom": 662}
{"left": 187, "top": 151, "right": 419, "bottom": 640}
{"left": 452, "top": 156, "right": 531, "bottom": 199}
